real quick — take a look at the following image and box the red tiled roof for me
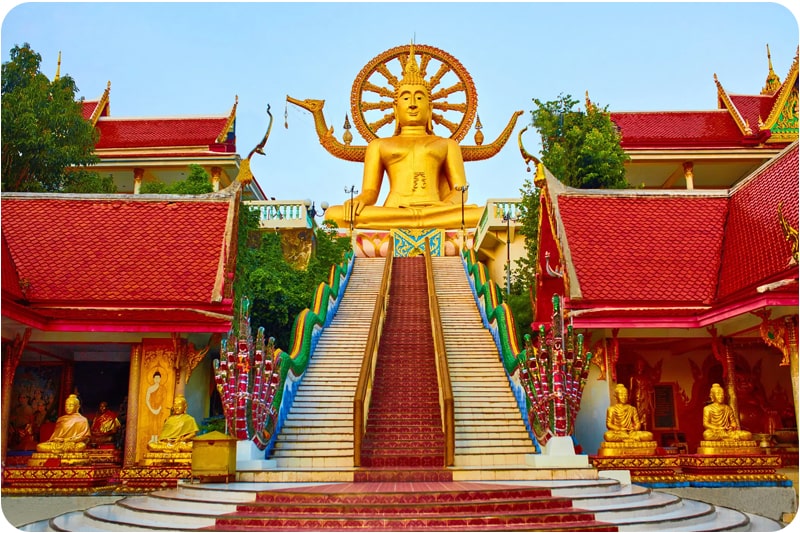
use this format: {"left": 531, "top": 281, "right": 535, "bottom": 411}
{"left": 610, "top": 111, "right": 745, "bottom": 149}
{"left": 1, "top": 234, "right": 24, "bottom": 300}
{"left": 729, "top": 93, "right": 776, "bottom": 132}
{"left": 94, "top": 117, "right": 230, "bottom": 150}
{"left": 717, "top": 143, "right": 800, "bottom": 299}
{"left": 1, "top": 196, "right": 232, "bottom": 305}
{"left": 81, "top": 100, "right": 98, "bottom": 120}
{"left": 558, "top": 194, "right": 728, "bottom": 303}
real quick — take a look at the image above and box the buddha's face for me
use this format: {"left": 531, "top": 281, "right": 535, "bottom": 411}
{"left": 65, "top": 397, "right": 80, "bottom": 414}
{"left": 710, "top": 386, "right": 724, "bottom": 404}
{"left": 616, "top": 387, "right": 628, "bottom": 404}
{"left": 395, "top": 84, "right": 431, "bottom": 127}
{"left": 173, "top": 398, "right": 187, "bottom": 414}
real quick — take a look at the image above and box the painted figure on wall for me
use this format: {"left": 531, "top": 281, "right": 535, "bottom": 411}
{"left": 630, "top": 358, "right": 658, "bottom": 431}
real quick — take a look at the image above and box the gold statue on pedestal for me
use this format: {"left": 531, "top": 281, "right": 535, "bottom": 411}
{"left": 142, "top": 395, "right": 199, "bottom": 466}
{"left": 288, "top": 43, "right": 522, "bottom": 231}
{"left": 598, "top": 384, "right": 657, "bottom": 456}
{"left": 324, "top": 45, "right": 480, "bottom": 230}
{"left": 28, "top": 394, "right": 91, "bottom": 466}
{"left": 697, "top": 383, "right": 757, "bottom": 454}
{"left": 89, "top": 401, "right": 121, "bottom": 447}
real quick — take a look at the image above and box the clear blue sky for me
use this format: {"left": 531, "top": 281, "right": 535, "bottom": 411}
{"left": 2, "top": 2, "right": 798, "bottom": 206}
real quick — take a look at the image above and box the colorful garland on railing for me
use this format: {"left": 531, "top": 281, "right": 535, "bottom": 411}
{"left": 214, "top": 250, "right": 354, "bottom": 450}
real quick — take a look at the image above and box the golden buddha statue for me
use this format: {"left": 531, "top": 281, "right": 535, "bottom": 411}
{"left": 324, "top": 45, "right": 483, "bottom": 230}
{"left": 702, "top": 383, "right": 753, "bottom": 441}
{"left": 35, "top": 394, "right": 90, "bottom": 453}
{"left": 28, "top": 394, "right": 92, "bottom": 466}
{"left": 89, "top": 400, "right": 121, "bottom": 448}
{"left": 146, "top": 395, "right": 198, "bottom": 454}
{"left": 598, "top": 384, "right": 656, "bottom": 456}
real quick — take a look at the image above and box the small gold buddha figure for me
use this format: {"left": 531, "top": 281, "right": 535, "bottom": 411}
{"left": 35, "top": 394, "right": 90, "bottom": 454}
{"left": 696, "top": 383, "right": 757, "bottom": 454}
{"left": 146, "top": 395, "right": 198, "bottom": 454}
{"left": 89, "top": 401, "right": 121, "bottom": 448}
{"left": 598, "top": 384, "right": 656, "bottom": 456}
{"left": 324, "top": 45, "right": 483, "bottom": 230}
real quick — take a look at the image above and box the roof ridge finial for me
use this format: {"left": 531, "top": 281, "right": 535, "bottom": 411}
{"left": 762, "top": 43, "right": 782, "bottom": 95}
{"left": 54, "top": 51, "right": 61, "bottom": 81}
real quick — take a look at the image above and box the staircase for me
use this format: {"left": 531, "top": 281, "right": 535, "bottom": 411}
{"left": 19, "top": 478, "right": 783, "bottom": 531}
{"left": 266, "top": 257, "right": 385, "bottom": 477}
{"left": 431, "top": 255, "right": 538, "bottom": 477}
{"left": 357, "top": 256, "right": 448, "bottom": 481}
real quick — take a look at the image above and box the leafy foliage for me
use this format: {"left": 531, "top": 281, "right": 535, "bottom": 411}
{"left": 139, "top": 164, "right": 214, "bottom": 195}
{"left": 63, "top": 172, "right": 117, "bottom": 194}
{"left": 234, "top": 207, "right": 352, "bottom": 349}
{"left": 530, "top": 93, "right": 629, "bottom": 189}
{"left": 2, "top": 43, "right": 100, "bottom": 192}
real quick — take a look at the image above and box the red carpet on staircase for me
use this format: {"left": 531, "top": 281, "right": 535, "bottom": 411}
{"left": 213, "top": 481, "right": 617, "bottom": 531}
{"left": 357, "top": 256, "right": 449, "bottom": 482}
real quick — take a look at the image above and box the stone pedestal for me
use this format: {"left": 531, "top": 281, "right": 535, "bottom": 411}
{"left": 526, "top": 436, "right": 591, "bottom": 468}
{"left": 236, "top": 439, "right": 276, "bottom": 470}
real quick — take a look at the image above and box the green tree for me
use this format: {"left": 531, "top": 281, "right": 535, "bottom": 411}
{"left": 2, "top": 43, "right": 100, "bottom": 192}
{"left": 531, "top": 93, "right": 629, "bottom": 189}
{"left": 508, "top": 94, "right": 629, "bottom": 336}
{"left": 234, "top": 208, "right": 352, "bottom": 349}
{"left": 139, "top": 164, "right": 213, "bottom": 195}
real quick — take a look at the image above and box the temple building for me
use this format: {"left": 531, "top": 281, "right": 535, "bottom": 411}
{"left": 1, "top": 42, "right": 797, "bottom": 529}
{"left": 534, "top": 48, "right": 799, "bottom": 459}
{"left": 81, "top": 82, "right": 266, "bottom": 200}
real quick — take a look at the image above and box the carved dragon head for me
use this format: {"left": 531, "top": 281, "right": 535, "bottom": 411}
{"left": 286, "top": 95, "right": 325, "bottom": 113}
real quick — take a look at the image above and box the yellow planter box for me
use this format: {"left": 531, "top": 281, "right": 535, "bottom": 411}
{"left": 191, "top": 431, "right": 237, "bottom": 482}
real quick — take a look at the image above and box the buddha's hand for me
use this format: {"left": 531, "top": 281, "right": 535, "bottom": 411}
{"left": 343, "top": 192, "right": 375, "bottom": 222}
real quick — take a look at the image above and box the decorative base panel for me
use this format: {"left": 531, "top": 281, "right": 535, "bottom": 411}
{"left": 117, "top": 466, "right": 192, "bottom": 493}
{"left": 1, "top": 464, "right": 119, "bottom": 494}
{"left": 87, "top": 448, "right": 122, "bottom": 465}
{"left": 597, "top": 441, "right": 658, "bottom": 457}
{"left": 696, "top": 440, "right": 759, "bottom": 455}
{"left": 26, "top": 451, "right": 91, "bottom": 467}
{"left": 141, "top": 451, "right": 191, "bottom": 466}
{"left": 590, "top": 453, "right": 789, "bottom": 487}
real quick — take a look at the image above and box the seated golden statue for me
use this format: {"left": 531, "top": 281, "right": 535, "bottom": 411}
{"left": 324, "top": 45, "right": 482, "bottom": 230}
{"left": 36, "top": 394, "right": 90, "bottom": 454}
{"left": 604, "top": 384, "right": 654, "bottom": 442}
{"left": 147, "top": 395, "right": 198, "bottom": 453}
{"left": 702, "top": 383, "right": 753, "bottom": 442}
{"left": 89, "top": 401, "right": 121, "bottom": 447}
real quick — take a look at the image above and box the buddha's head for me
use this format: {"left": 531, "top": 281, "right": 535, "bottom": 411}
{"left": 709, "top": 383, "right": 725, "bottom": 404}
{"left": 393, "top": 43, "right": 433, "bottom": 135}
{"left": 172, "top": 395, "right": 188, "bottom": 415}
{"left": 614, "top": 383, "right": 629, "bottom": 405}
{"left": 64, "top": 394, "right": 81, "bottom": 415}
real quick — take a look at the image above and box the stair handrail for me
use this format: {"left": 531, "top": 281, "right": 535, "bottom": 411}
{"left": 353, "top": 241, "right": 393, "bottom": 466}
{"left": 424, "top": 239, "right": 455, "bottom": 466}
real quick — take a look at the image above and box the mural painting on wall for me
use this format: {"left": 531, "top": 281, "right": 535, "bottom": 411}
{"left": 135, "top": 339, "right": 176, "bottom": 464}
{"left": 8, "top": 364, "right": 65, "bottom": 451}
